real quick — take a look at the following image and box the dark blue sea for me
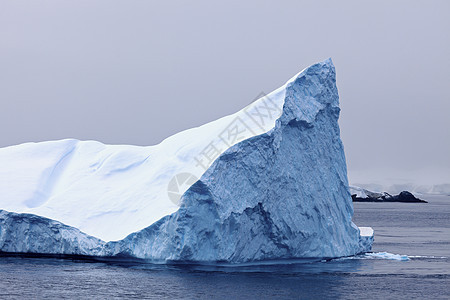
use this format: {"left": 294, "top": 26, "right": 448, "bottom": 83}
{"left": 1, "top": 194, "right": 449, "bottom": 299}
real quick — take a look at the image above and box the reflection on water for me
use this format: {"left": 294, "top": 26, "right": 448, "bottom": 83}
{"left": 0, "top": 194, "right": 449, "bottom": 299}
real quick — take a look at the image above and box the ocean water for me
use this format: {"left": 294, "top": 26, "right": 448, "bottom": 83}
{"left": 0, "top": 194, "right": 449, "bottom": 299}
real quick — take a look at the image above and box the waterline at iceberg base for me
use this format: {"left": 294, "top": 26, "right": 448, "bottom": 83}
{"left": 0, "top": 59, "right": 373, "bottom": 264}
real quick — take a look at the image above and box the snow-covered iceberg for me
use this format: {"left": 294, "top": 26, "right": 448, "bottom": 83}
{"left": 0, "top": 59, "right": 373, "bottom": 263}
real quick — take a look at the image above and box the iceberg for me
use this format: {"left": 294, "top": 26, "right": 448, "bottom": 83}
{"left": 0, "top": 59, "right": 373, "bottom": 263}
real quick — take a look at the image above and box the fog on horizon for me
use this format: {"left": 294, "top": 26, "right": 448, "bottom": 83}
{"left": 1, "top": 0, "right": 449, "bottom": 186}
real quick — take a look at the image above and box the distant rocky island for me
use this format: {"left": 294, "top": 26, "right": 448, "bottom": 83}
{"left": 350, "top": 186, "right": 427, "bottom": 203}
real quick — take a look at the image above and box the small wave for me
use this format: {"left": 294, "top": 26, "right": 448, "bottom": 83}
{"left": 407, "top": 255, "right": 447, "bottom": 259}
{"left": 332, "top": 252, "right": 410, "bottom": 261}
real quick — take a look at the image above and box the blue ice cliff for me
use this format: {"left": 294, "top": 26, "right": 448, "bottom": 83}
{"left": 0, "top": 59, "right": 373, "bottom": 263}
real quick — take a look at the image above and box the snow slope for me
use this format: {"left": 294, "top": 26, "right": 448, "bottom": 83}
{"left": 349, "top": 186, "right": 386, "bottom": 199}
{"left": 0, "top": 69, "right": 296, "bottom": 242}
{"left": 0, "top": 59, "right": 373, "bottom": 262}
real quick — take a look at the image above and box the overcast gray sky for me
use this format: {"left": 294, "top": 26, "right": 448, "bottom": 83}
{"left": 1, "top": 1, "right": 449, "bottom": 184}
